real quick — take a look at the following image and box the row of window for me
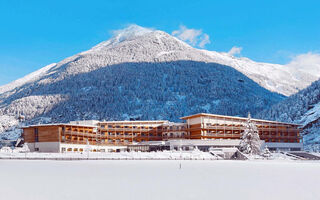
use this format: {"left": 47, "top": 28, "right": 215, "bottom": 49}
{"left": 204, "top": 123, "right": 296, "bottom": 129}
{"left": 61, "top": 147, "right": 108, "bottom": 152}
{"left": 100, "top": 125, "right": 186, "bottom": 130}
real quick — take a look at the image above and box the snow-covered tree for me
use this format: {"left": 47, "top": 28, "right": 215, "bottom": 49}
{"left": 239, "top": 113, "right": 261, "bottom": 155}
{"left": 262, "top": 146, "right": 271, "bottom": 158}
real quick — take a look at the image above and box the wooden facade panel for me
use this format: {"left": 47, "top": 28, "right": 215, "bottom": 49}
{"left": 23, "top": 128, "right": 36, "bottom": 143}
{"left": 38, "top": 126, "right": 60, "bottom": 142}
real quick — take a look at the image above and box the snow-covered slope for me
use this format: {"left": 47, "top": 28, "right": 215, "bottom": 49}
{"left": 0, "top": 63, "right": 56, "bottom": 95}
{"left": 257, "top": 79, "right": 320, "bottom": 150}
{"left": 200, "top": 51, "right": 318, "bottom": 96}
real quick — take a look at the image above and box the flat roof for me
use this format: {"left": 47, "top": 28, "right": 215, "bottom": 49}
{"left": 180, "top": 113, "right": 300, "bottom": 126}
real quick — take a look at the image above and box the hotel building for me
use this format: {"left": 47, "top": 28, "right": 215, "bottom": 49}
{"left": 22, "top": 113, "right": 302, "bottom": 153}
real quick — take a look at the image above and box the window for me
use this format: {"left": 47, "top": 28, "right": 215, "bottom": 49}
{"left": 34, "top": 128, "right": 39, "bottom": 142}
{"left": 61, "top": 147, "right": 66, "bottom": 152}
{"left": 35, "top": 148, "right": 39, "bottom": 151}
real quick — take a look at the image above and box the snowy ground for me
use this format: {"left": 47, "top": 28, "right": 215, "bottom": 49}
{"left": 0, "top": 160, "right": 319, "bottom": 200}
{"left": 0, "top": 150, "right": 218, "bottom": 160}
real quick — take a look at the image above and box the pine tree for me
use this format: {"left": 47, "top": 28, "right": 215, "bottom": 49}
{"left": 239, "top": 113, "right": 261, "bottom": 155}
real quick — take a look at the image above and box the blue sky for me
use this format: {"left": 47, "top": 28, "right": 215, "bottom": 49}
{"left": 0, "top": 0, "right": 320, "bottom": 85}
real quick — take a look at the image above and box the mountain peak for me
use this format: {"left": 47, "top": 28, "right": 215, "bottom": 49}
{"left": 91, "top": 25, "right": 156, "bottom": 50}
{"left": 89, "top": 25, "right": 192, "bottom": 52}
{"left": 113, "top": 25, "right": 154, "bottom": 41}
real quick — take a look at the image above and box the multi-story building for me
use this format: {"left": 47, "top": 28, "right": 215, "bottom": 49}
{"left": 181, "top": 113, "right": 302, "bottom": 151}
{"left": 22, "top": 113, "right": 302, "bottom": 152}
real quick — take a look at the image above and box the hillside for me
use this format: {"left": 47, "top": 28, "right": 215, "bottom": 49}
{"left": 257, "top": 79, "right": 320, "bottom": 150}
{"left": 0, "top": 25, "right": 307, "bottom": 140}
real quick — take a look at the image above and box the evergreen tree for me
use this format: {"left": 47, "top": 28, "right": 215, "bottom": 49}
{"left": 262, "top": 145, "right": 271, "bottom": 158}
{"left": 239, "top": 113, "right": 261, "bottom": 155}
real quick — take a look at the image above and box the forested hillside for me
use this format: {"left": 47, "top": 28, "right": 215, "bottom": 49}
{"left": 257, "top": 79, "right": 320, "bottom": 150}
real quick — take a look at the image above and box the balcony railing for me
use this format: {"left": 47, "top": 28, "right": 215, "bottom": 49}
{"left": 200, "top": 125, "right": 299, "bottom": 132}
{"left": 61, "top": 140, "right": 129, "bottom": 146}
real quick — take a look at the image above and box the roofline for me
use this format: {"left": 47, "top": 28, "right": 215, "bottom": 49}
{"left": 99, "top": 120, "right": 169, "bottom": 124}
{"left": 22, "top": 123, "right": 98, "bottom": 128}
{"left": 180, "top": 113, "right": 300, "bottom": 126}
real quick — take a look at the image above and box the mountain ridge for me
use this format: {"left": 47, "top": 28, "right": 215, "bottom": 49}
{"left": 1, "top": 26, "right": 318, "bottom": 97}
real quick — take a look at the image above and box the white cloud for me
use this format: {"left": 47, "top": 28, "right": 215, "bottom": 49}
{"left": 172, "top": 25, "right": 211, "bottom": 48}
{"left": 286, "top": 52, "right": 320, "bottom": 76}
{"left": 198, "top": 34, "right": 210, "bottom": 48}
{"left": 228, "top": 46, "right": 242, "bottom": 56}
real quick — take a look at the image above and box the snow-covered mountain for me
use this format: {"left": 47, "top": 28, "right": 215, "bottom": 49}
{"left": 257, "top": 79, "right": 320, "bottom": 150}
{"left": 0, "top": 25, "right": 316, "bottom": 140}
{"left": 1, "top": 25, "right": 318, "bottom": 98}
{"left": 199, "top": 51, "right": 318, "bottom": 96}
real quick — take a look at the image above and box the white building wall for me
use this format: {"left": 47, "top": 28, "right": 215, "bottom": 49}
{"left": 188, "top": 117, "right": 202, "bottom": 125}
{"left": 26, "top": 142, "right": 60, "bottom": 153}
{"left": 26, "top": 142, "right": 127, "bottom": 153}
{"left": 265, "top": 142, "right": 303, "bottom": 151}
{"left": 59, "top": 143, "right": 126, "bottom": 153}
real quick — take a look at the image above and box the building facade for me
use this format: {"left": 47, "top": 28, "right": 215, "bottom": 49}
{"left": 181, "top": 113, "right": 302, "bottom": 151}
{"left": 22, "top": 113, "right": 302, "bottom": 152}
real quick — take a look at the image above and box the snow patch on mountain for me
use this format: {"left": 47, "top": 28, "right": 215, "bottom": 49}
{"left": 0, "top": 63, "right": 56, "bottom": 95}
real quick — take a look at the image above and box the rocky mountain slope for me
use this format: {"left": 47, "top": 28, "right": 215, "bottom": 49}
{"left": 0, "top": 25, "right": 315, "bottom": 140}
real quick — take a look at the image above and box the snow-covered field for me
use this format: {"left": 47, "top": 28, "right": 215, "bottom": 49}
{"left": 0, "top": 150, "right": 218, "bottom": 160}
{"left": 0, "top": 160, "right": 319, "bottom": 200}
